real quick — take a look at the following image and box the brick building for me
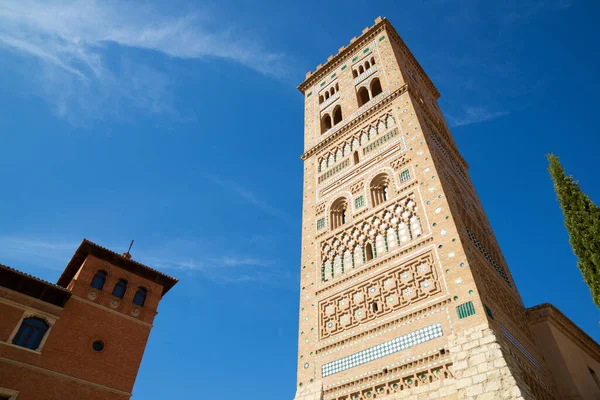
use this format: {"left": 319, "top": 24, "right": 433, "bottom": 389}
{"left": 0, "top": 239, "right": 177, "bottom": 400}
{"left": 294, "top": 17, "right": 600, "bottom": 400}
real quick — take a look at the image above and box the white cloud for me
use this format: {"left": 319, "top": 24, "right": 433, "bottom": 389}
{"left": 447, "top": 106, "right": 509, "bottom": 127}
{"left": 204, "top": 173, "right": 288, "bottom": 222}
{"left": 0, "top": 235, "right": 284, "bottom": 284}
{"left": 0, "top": 236, "right": 78, "bottom": 271}
{"left": 0, "top": 0, "right": 292, "bottom": 121}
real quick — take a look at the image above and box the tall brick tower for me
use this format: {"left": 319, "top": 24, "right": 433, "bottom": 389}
{"left": 294, "top": 17, "right": 556, "bottom": 400}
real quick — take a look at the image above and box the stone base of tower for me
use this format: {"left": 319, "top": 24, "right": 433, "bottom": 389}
{"left": 295, "top": 323, "right": 555, "bottom": 400}
{"left": 447, "top": 323, "right": 534, "bottom": 400}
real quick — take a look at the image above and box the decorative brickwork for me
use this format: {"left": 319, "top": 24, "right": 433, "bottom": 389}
{"left": 319, "top": 193, "right": 425, "bottom": 282}
{"left": 319, "top": 251, "right": 441, "bottom": 338}
{"left": 317, "top": 112, "right": 396, "bottom": 176}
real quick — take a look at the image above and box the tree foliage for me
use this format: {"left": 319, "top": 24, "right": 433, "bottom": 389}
{"left": 548, "top": 154, "right": 600, "bottom": 308}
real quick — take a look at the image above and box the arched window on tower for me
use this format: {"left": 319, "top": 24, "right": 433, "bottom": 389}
{"left": 321, "top": 114, "right": 332, "bottom": 134}
{"left": 335, "top": 83, "right": 339, "bottom": 91}
{"left": 365, "top": 242, "right": 374, "bottom": 262}
{"left": 365, "top": 60, "right": 371, "bottom": 70}
{"left": 371, "top": 78, "right": 383, "bottom": 97}
{"left": 112, "top": 279, "right": 127, "bottom": 299}
{"left": 90, "top": 270, "right": 107, "bottom": 290}
{"left": 12, "top": 317, "right": 49, "bottom": 350}
{"left": 133, "top": 287, "right": 147, "bottom": 306}
{"left": 353, "top": 69, "right": 358, "bottom": 78}
{"left": 319, "top": 95, "right": 324, "bottom": 104}
{"left": 330, "top": 87, "right": 335, "bottom": 96}
{"left": 333, "top": 106, "right": 342, "bottom": 125}
{"left": 325, "top": 91, "right": 330, "bottom": 100}
{"left": 353, "top": 151, "right": 359, "bottom": 165}
{"left": 371, "top": 57, "right": 376, "bottom": 66}
{"left": 357, "top": 86, "right": 370, "bottom": 107}
{"left": 370, "top": 173, "right": 390, "bottom": 207}
{"left": 330, "top": 198, "right": 348, "bottom": 230}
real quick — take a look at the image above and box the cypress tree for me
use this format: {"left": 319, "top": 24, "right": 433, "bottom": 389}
{"left": 548, "top": 154, "right": 600, "bottom": 308}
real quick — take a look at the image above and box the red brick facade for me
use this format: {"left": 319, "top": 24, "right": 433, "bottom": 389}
{"left": 0, "top": 239, "right": 177, "bottom": 399}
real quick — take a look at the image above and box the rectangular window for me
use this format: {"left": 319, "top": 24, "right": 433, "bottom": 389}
{"left": 317, "top": 218, "right": 326, "bottom": 230}
{"left": 355, "top": 196, "right": 365, "bottom": 209}
{"left": 400, "top": 169, "right": 411, "bottom": 183}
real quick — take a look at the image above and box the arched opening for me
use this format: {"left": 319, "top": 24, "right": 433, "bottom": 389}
{"left": 112, "top": 279, "right": 127, "bottom": 299}
{"left": 370, "top": 78, "right": 383, "bottom": 97}
{"left": 321, "top": 114, "right": 332, "bottom": 134}
{"left": 335, "top": 83, "right": 339, "bottom": 91}
{"left": 353, "top": 151, "right": 359, "bottom": 165}
{"left": 357, "top": 86, "right": 370, "bottom": 107}
{"left": 133, "top": 287, "right": 148, "bottom": 306}
{"left": 325, "top": 91, "right": 330, "bottom": 100}
{"left": 371, "top": 57, "right": 376, "bottom": 66}
{"left": 365, "top": 60, "right": 371, "bottom": 70}
{"left": 12, "top": 317, "right": 49, "bottom": 350}
{"left": 358, "top": 65, "right": 364, "bottom": 74}
{"left": 370, "top": 173, "right": 390, "bottom": 207}
{"left": 330, "top": 197, "right": 348, "bottom": 230}
{"left": 90, "top": 270, "right": 107, "bottom": 290}
{"left": 353, "top": 69, "right": 358, "bottom": 78}
{"left": 365, "top": 243, "right": 374, "bottom": 262}
{"left": 319, "top": 95, "right": 324, "bottom": 104}
{"left": 372, "top": 302, "right": 379, "bottom": 312}
{"left": 333, "top": 106, "right": 342, "bottom": 125}
{"left": 330, "top": 87, "right": 335, "bottom": 96}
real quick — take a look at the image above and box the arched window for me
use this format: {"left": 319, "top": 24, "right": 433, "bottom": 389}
{"left": 330, "top": 87, "right": 335, "bottom": 96}
{"left": 357, "top": 86, "right": 370, "bottom": 107}
{"left": 325, "top": 91, "right": 330, "bottom": 100}
{"left": 371, "top": 57, "right": 376, "bottom": 66}
{"left": 365, "top": 243, "right": 374, "bottom": 262}
{"left": 365, "top": 60, "right": 371, "bottom": 70}
{"left": 335, "top": 83, "right": 339, "bottom": 91}
{"left": 358, "top": 65, "right": 364, "bottom": 74}
{"left": 333, "top": 106, "right": 343, "bottom": 125}
{"left": 370, "top": 173, "right": 390, "bottom": 207}
{"left": 330, "top": 198, "right": 348, "bottom": 230}
{"left": 353, "top": 69, "right": 358, "bottom": 78}
{"left": 90, "top": 270, "right": 107, "bottom": 290}
{"left": 321, "top": 114, "right": 332, "bottom": 134}
{"left": 12, "top": 317, "right": 49, "bottom": 350}
{"left": 353, "top": 151, "right": 359, "bottom": 165}
{"left": 133, "top": 287, "right": 147, "bottom": 306}
{"left": 112, "top": 279, "right": 127, "bottom": 299}
{"left": 319, "top": 95, "right": 324, "bottom": 104}
{"left": 371, "top": 78, "right": 383, "bottom": 97}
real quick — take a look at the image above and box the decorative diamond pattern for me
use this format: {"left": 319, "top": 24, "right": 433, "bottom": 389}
{"left": 321, "top": 323, "right": 444, "bottom": 377}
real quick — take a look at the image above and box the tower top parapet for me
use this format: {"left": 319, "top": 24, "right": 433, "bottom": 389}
{"left": 297, "top": 17, "right": 439, "bottom": 99}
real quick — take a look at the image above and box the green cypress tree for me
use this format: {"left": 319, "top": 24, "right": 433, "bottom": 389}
{"left": 548, "top": 154, "right": 600, "bottom": 308}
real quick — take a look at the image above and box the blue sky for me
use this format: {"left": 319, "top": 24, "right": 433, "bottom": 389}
{"left": 0, "top": 0, "right": 599, "bottom": 398}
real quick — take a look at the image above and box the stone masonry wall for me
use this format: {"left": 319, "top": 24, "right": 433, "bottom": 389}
{"left": 294, "top": 323, "right": 547, "bottom": 400}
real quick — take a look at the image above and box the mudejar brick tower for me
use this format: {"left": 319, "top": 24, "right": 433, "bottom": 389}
{"left": 293, "top": 17, "right": 557, "bottom": 400}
